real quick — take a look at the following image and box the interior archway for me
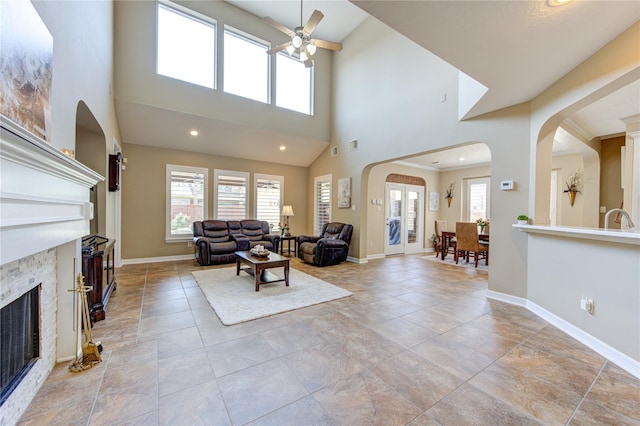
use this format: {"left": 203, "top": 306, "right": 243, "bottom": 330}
{"left": 74, "top": 100, "right": 107, "bottom": 237}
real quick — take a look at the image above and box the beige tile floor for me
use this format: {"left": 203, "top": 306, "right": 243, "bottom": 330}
{"left": 19, "top": 255, "right": 640, "bottom": 425}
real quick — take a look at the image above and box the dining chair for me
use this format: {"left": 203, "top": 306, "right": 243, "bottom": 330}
{"left": 435, "top": 220, "right": 456, "bottom": 259}
{"left": 455, "top": 221, "right": 488, "bottom": 267}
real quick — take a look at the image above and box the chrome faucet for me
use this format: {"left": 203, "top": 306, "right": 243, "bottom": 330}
{"left": 604, "top": 208, "right": 635, "bottom": 231}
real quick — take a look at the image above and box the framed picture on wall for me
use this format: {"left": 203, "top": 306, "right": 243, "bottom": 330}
{"left": 429, "top": 191, "right": 439, "bottom": 211}
{"left": 0, "top": 0, "right": 53, "bottom": 143}
{"left": 338, "top": 177, "right": 351, "bottom": 208}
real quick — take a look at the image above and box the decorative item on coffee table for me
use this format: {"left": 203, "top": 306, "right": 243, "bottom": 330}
{"left": 250, "top": 244, "right": 270, "bottom": 257}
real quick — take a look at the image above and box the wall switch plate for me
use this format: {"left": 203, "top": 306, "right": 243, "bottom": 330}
{"left": 600, "top": 206, "right": 607, "bottom": 213}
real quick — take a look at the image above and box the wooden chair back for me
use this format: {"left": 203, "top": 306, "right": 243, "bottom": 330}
{"left": 455, "top": 222, "right": 481, "bottom": 252}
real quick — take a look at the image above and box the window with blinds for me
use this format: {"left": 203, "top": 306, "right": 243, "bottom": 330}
{"left": 166, "top": 164, "right": 208, "bottom": 241}
{"left": 254, "top": 174, "right": 283, "bottom": 231}
{"left": 314, "top": 175, "right": 332, "bottom": 234}
{"left": 466, "top": 177, "right": 490, "bottom": 222}
{"left": 214, "top": 170, "right": 248, "bottom": 220}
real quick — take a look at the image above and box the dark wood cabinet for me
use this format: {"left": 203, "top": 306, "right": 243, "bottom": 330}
{"left": 81, "top": 235, "right": 117, "bottom": 323}
{"left": 109, "top": 152, "right": 122, "bottom": 192}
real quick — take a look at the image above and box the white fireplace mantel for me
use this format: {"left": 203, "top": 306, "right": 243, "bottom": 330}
{"left": 0, "top": 119, "right": 103, "bottom": 266}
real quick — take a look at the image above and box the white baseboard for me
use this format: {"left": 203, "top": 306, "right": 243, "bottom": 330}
{"left": 366, "top": 253, "right": 386, "bottom": 260}
{"left": 121, "top": 254, "right": 195, "bottom": 265}
{"left": 347, "top": 256, "right": 368, "bottom": 264}
{"left": 488, "top": 290, "right": 640, "bottom": 379}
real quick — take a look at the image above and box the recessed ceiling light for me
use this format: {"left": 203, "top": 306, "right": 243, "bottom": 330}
{"left": 548, "top": 0, "right": 573, "bottom": 6}
{"left": 459, "top": 157, "right": 465, "bottom": 161}
{"left": 190, "top": 130, "right": 198, "bottom": 136}
{"left": 279, "top": 145, "right": 286, "bottom": 151}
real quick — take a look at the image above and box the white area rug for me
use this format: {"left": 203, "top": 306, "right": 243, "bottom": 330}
{"left": 192, "top": 267, "right": 352, "bottom": 325}
{"left": 422, "top": 253, "right": 488, "bottom": 272}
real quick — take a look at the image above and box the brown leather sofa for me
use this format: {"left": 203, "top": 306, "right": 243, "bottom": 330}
{"left": 193, "top": 219, "right": 280, "bottom": 266}
{"left": 297, "top": 222, "right": 353, "bottom": 266}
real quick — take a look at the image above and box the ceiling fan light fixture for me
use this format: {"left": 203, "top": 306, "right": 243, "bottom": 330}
{"left": 292, "top": 35, "right": 303, "bottom": 49}
{"left": 300, "top": 50, "right": 308, "bottom": 61}
{"left": 286, "top": 45, "right": 295, "bottom": 55}
{"left": 306, "top": 42, "right": 317, "bottom": 56}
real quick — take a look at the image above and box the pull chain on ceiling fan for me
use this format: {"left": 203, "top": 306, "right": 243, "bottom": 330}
{"left": 264, "top": 0, "right": 343, "bottom": 68}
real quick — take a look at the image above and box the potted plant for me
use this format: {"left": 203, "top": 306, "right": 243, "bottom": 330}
{"left": 476, "top": 218, "right": 490, "bottom": 234}
{"left": 517, "top": 215, "right": 528, "bottom": 225}
{"left": 430, "top": 233, "right": 438, "bottom": 247}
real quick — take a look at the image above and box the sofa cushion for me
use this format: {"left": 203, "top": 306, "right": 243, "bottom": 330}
{"left": 209, "top": 240, "right": 237, "bottom": 255}
{"left": 240, "top": 220, "right": 266, "bottom": 241}
{"left": 201, "top": 220, "right": 229, "bottom": 242}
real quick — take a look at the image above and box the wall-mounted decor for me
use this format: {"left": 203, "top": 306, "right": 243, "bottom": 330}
{"left": 338, "top": 177, "right": 351, "bottom": 208}
{"left": 109, "top": 152, "right": 122, "bottom": 191}
{"left": 563, "top": 169, "right": 582, "bottom": 207}
{"left": 428, "top": 191, "right": 439, "bottom": 211}
{"left": 0, "top": 0, "right": 53, "bottom": 143}
{"left": 445, "top": 182, "right": 455, "bottom": 208}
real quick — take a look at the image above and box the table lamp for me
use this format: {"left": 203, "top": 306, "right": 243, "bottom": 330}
{"left": 281, "top": 205, "right": 294, "bottom": 236}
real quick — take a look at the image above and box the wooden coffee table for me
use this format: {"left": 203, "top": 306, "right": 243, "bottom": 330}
{"left": 235, "top": 251, "right": 290, "bottom": 292}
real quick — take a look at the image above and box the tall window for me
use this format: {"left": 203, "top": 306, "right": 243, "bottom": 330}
{"left": 166, "top": 165, "right": 208, "bottom": 241}
{"left": 254, "top": 174, "right": 283, "bottom": 232}
{"left": 214, "top": 170, "right": 249, "bottom": 220}
{"left": 465, "top": 177, "right": 490, "bottom": 222}
{"left": 224, "top": 28, "right": 269, "bottom": 103}
{"left": 314, "top": 175, "right": 332, "bottom": 234}
{"left": 156, "top": 2, "right": 216, "bottom": 89}
{"left": 276, "top": 53, "right": 313, "bottom": 115}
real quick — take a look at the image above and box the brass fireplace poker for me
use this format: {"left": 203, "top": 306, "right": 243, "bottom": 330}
{"left": 68, "top": 273, "right": 102, "bottom": 372}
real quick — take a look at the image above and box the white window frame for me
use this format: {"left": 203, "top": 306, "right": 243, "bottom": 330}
{"left": 166, "top": 164, "right": 208, "bottom": 242}
{"left": 314, "top": 174, "right": 332, "bottom": 235}
{"left": 275, "top": 52, "right": 313, "bottom": 115}
{"left": 214, "top": 169, "right": 249, "bottom": 220}
{"left": 156, "top": 0, "right": 217, "bottom": 89}
{"left": 253, "top": 173, "right": 284, "bottom": 232}
{"left": 465, "top": 176, "right": 491, "bottom": 222}
{"left": 223, "top": 26, "right": 270, "bottom": 104}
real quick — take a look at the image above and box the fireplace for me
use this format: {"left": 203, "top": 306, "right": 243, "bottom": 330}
{"left": 0, "top": 121, "right": 102, "bottom": 424}
{"left": 0, "top": 285, "right": 40, "bottom": 406}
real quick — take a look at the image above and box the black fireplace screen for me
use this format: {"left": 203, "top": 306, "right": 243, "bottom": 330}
{"left": 0, "top": 285, "right": 40, "bottom": 406}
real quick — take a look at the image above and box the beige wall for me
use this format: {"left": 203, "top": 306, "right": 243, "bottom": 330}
{"left": 599, "top": 136, "right": 625, "bottom": 228}
{"left": 366, "top": 163, "right": 440, "bottom": 257}
{"left": 120, "top": 143, "right": 308, "bottom": 260}
{"left": 438, "top": 165, "right": 492, "bottom": 228}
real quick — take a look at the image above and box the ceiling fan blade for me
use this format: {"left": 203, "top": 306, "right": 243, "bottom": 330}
{"left": 267, "top": 41, "right": 291, "bottom": 55}
{"left": 312, "top": 39, "right": 343, "bottom": 52}
{"left": 303, "top": 10, "right": 324, "bottom": 36}
{"left": 264, "top": 16, "right": 295, "bottom": 37}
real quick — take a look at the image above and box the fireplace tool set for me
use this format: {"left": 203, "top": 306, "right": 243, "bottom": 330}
{"left": 68, "top": 273, "right": 103, "bottom": 372}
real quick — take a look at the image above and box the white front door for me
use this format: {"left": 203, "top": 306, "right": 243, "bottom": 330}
{"left": 385, "top": 183, "right": 424, "bottom": 255}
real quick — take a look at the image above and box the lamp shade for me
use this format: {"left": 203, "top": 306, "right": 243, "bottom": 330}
{"left": 281, "top": 205, "right": 294, "bottom": 216}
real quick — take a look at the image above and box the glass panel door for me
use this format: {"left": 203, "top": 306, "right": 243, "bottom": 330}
{"left": 405, "top": 185, "right": 424, "bottom": 254}
{"left": 385, "top": 184, "right": 404, "bottom": 255}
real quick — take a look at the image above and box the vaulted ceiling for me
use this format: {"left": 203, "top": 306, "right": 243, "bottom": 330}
{"left": 117, "top": 1, "right": 640, "bottom": 167}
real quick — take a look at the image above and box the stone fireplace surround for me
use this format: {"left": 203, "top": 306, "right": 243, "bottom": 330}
{"left": 0, "top": 120, "right": 102, "bottom": 424}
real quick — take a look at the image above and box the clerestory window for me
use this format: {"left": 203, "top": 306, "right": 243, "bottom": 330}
{"left": 156, "top": 1, "right": 216, "bottom": 89}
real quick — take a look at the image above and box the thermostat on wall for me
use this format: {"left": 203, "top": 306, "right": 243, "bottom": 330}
{"left": 500, "top": 180, "right": 514, "bottom": 191}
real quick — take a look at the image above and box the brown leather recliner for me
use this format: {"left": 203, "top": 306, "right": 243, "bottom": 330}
{"left": 297, "top": 222, "right": 353, "bottom": 266}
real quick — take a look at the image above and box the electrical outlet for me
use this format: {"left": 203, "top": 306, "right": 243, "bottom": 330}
{"left": 187, "top": 242, "right": 192, "bottom": 248}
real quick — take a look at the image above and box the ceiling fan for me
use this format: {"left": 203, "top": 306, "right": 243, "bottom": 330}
{"left": 264, "top": 1, "right": 343, "bottom": 68}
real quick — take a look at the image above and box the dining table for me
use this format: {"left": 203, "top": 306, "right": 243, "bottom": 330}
{"left": 441, "top": 231, "right": 489, "bottom": 261}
